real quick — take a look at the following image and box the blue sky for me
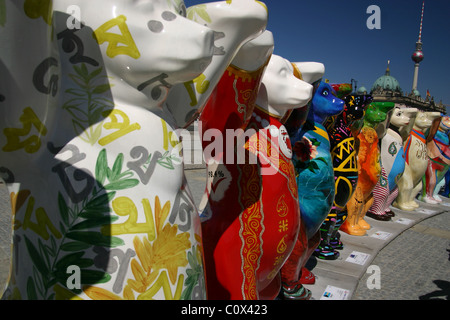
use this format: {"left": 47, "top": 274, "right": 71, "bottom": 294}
{"left": 186, "top": 0, "right": 450, "bottom": 114}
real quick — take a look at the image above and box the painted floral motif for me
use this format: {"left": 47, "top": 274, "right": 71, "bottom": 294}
{"left": 293, "top": 136, "right": 327, "bottom": 174}
{"left": 128, "top": 224, "right": 191, "bottom": 289}
{"left": 80, "top": 195, "right": 203, "bottom": 300}
{"left": 388, "top": 141, "right": 398, "bottom": 156}
{"left": 293, "top": 137, "right": 318, "bottom": 162}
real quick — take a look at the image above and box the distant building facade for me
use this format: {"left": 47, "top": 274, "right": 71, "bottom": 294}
{"left": 367, "top": 2, "right": 445, "bottom": 114}
{"left": 367, "top": 62, "right": 445, "bottom": 114}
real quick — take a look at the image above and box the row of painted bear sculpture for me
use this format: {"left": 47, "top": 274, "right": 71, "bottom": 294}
{"left": 0, "top": 0, "right": 448, "bottom": 300}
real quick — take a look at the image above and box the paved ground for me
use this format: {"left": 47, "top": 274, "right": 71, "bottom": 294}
{"left": 1, "top": 168, "right": 449, "bottom": 300}
{"left": 353, "top": 211, "right": 450, "bottom": 300}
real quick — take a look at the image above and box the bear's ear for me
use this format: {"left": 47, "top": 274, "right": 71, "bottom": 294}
{"left": 292, "top": 62, "right": 325, "bottom": 84}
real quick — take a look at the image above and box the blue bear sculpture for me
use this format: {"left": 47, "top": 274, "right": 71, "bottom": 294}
{"left": 281, "top": 81, "right": 344, "bottom": 299}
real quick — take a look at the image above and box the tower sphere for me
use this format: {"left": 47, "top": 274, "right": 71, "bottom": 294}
{"left": 412, "top": 50, "right": 424, "bottom": 63}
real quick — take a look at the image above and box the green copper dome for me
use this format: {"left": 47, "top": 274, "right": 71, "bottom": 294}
{"left": 357, "top": 86, "right": 368, "bottom": 94}
{"left": 371, "top": 63, "right": 402, "bottom": 94}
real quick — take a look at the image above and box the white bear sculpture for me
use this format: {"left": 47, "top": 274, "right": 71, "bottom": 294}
{"left": 0, "top": 0, "right": 267, "bottom": 300}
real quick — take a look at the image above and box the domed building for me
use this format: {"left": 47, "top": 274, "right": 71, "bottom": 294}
{"left": 369, "top": 60, "right": 445, "bottom": 113}
{"left": 365, "top": 2, "right": 445, "bottom": 114}
{"left": 357, "top": 86, "right": 368, "bottom": 95}
{"left": 371, "top": 61, "right": 402, "bottom": 96}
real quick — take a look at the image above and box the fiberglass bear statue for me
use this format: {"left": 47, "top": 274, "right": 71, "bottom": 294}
{"left": 340, "top": 101, "right": 395, "bottom": 236}
{"left": 200, "top": 54, "right": 313, "bottom": 300}
{"left": 367, "top": 106, "right": 418, "bottom": 220}
{"left": 418, "top": 116, "right": 450, "bottom": 204}
{"left": 394, "top": 111, "right": 442, "bottom": 211}
{"left": 0, "top": 0, "right": 268, "bottom": 300}
{"left": 280, "top": 81, "right": 344, "bottom": 299}
{"left": 315, "top": 91, "right": 372, "bottom": 257}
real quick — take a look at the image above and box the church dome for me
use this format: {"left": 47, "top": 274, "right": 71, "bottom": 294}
{"left": 371, "top": 62, "right": 402, "bottom": 94}
{"left": 357, "top": 86, "right": 367, "bottom": 94}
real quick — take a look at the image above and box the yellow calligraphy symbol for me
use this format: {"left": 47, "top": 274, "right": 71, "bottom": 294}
{"left": 193, "top": 74, "right": 210, "bottom": 94}
{"left": 183, "top": 74, "right": 210, "bottom": 107}
{"left": 161, "top": 119, "right": 180, "bottom": 152}
{"left": 23, "top": 0, "right": 53, "bottom": 25}
{"left": 93, "top": 15, "right": 140, "bottom": 59}
{"left": 183, "top": 81, "right": 197, "bottom": 107}
{"left": 98, "top": 109, "right": 141, "bottom": 146}
{"left": 3, "top": 107, "right": 47, "bottom": 154}
{"left": 22, "top": 196, "right": 62, "bottom": 240}
{"left": 137, "top": 271, "right": 184, "bottom": 300}
{"left": 103, "top": 197, "right": 156, "bottom": 241}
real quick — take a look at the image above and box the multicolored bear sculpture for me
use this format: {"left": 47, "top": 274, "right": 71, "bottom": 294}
{"left": 280, "top": 81, "right": 344, "bottom": 299}
{"left": 367, "top": 106, "right": 418, "bottom": 220}
{"left": 419, "top": 116, "right": 450, "bottom": 204}
{"left": 340, "top": 101, "right": 395, "bottom": 236}
{"left": 200, "top": 54, "right": 313, "bottom": 300}
{"left": 198, "top": 30, "right": 275, "bottom": 299}
{"left": 315, "top": 91, "right": 371, "bottom": 258}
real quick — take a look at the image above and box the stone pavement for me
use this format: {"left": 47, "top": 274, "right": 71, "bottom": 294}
{"left": 352, "top": 210, "right": 450, "bottom": 300}
{"left": 1, "top": 168, "right": 449, "bottom": 300}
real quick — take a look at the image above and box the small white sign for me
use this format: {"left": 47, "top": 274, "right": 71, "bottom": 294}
{"left": 346, "top": 251, "right": 371, "bottom": 265}
{"left": 370, "top": 231, "right": 392, "bottom": 240}
{"left": 395, "top": 218, "right": 414, "bottom": 225}
{"left": 416, "top": 208, "right": 436, "bottom": 215}
{"left": 320, "top": 285, "right": 350, "bottom": 300}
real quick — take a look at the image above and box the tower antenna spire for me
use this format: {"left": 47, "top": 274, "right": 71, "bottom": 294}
{"left": 412, "top": 2, "right": 425, "bottom": 92}
{"left": 418, "top": 1, "right": 425, "bottom": 42}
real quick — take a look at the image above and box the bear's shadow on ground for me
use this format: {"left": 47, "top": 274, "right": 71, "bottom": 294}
{"left": 419, "top": 280, "right": 450, "bottom": 300}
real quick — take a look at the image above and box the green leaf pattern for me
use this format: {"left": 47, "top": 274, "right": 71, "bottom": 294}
{"left": 62, "top": 64, "right": 114, "bottom": 145}
{"left": 0, "top": 0, "right": 6, "bottom": 27}
{"left": 23, "top": 146, "right": 200, "bottom": 299}
{"left": 186, "top": 5, "right": 211, "bottom": 23}
{"left": 23, "top": 149, "right": 141, "bottom": 299}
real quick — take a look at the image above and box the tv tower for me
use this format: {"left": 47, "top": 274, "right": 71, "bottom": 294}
{"left": 411, "top": 2, "right": 425, "bottom": 92}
